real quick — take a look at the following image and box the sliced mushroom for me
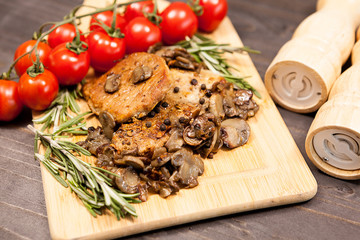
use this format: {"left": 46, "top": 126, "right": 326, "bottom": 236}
{"left": 170, "top": 148, "right": 204, "bottom": 188}
{"left": 178, "top": 155, "right": 204, "bottom": 187}
{"left": 138, "top": 182, "right": 148, "bottom": 202}
{"left": 77, "top": 126, "right": 110, "bottom": 156}
{"left": 161, "top": 166, "right": 171, "bottom": 179}
{"left": 198, "top": 126, "right": 220, "bottom": 158}
{"left": 212, "top": 127, "right": 223, "bottom": 153}
{"left": 152, "top": 147, "right": 167, "bottom": 159}
{"left": 99, "top": 111, "right": 116, "bottom": 140}
{"left": 220, "top": 119, "right": 250, "bottom": 148}
{"left": 192, "top": 114, "right": 216, "bottom": 140}
{"left": 151, "top": 153, "right": 171, "bottom": 167}
{"left": 234, "top": 89, "right": 253, "bottom": 106}
{"left": 168, "top": 56, "right": 195, "bottom": 70}
{"left": 159, "top": 187, "right": 172, "bottom": 198}
{"left": 104, "top": 72, "right": 121, "bottom": 93}
{"left": 222, "top": 92, "right": 238, "bottom": 117}
{"left": 171, "top": 148, "right": 191, "bottom": 167}
{"left": 209, "top": 94, "right": 225, "bottom": 121}
{"left": 165, "top": 129, "right": 184, "bottom": 152}
{"left": 114, "top": 155, "right": 146, "bottom": 170}
{"left": 131, "top": 65, "right": 153, "bottom": 84}
{"left": 96, "top": 145, "right": 116, "bottom": 167}
{"left": 114, "top": 167, "right": 140, "bottom": 194}
{"left": 183, "top": 126, "right": 203, "bottom": 146}
{"left": 168, "top": 171, "right": 180, "bottom": 191}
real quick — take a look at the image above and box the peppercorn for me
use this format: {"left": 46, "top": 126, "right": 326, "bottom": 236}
{"left": 145, "top": 122, "right": 152, "bottom": 128}
{"left": 191, "top": 78, "right": 198, "bottom": 85}
{"left": 148, "top": 111, "right": 155, "bottom": 117}
{"left": 164, "top": 118, "right": 171, "bottom": 125}
{"left": 154, "top": 106, "right": 161, "bottom": 113}
{"left": 205, "top": 89, "right": 212, "bottom": 97}
{"left": 179, "top": 117, "right": 186, "bottom": 123}
{"left": 173, "top": 86, "right": 180, "bottom": 93}
{"left": 201, "top": 84, "right": 206, "bottom": 90}
{"left": 160, "top": 124, "right": 167, "bottom": 131}
{"left": 199, "top": 98, "right": 205, "bottom": 104}
{"left": 161, "top": 102, "right": 169, "bottom": 108}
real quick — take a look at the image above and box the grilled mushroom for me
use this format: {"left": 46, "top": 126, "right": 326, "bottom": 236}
{"left": 131, "top": 65, "right": 153, "bottom": 84}
{"left": 104, "top": 72, "right": 121, "bottom": 93}
{"left": 220, "top": 119, "right": 250, "bottom": 148}
{"left": 151, "top": 153, "right": 171, "bottom": 167}
{"left": 99, "top": 111, "right": 116, "bottom": 140}
{"left": 96, "top": 144, "right": 116, "bottom": 167}
{"left": 192, "top": 114, "right": 216, "bottom": 140}
{"left": 77, "top": 126, "right": 110, "bottom": 155}
{"left": 198, "top": 126, "right": 220, "bottom": 158}
{"left": 209, "top": 94, "right": 225, "bottom": 121}
{"left": 233, "top": 89, "right": 259, "bottom": 119}
{"left": 171, "top": 148, "right": 204, "bottom": 187}
{"left": 114, "top": 155, "right": 146, "bottom": 170}
{"left": 165, "top": 129, "right": 184, "bottom": 152}
{"left": 222, "top": 92, "right": 238, "bottom": 117}
{"left": 183, "top": 126, "right": 203, "bottom": 146}
{"left": 114, "top": 167, "right": 140, "bottom": 194}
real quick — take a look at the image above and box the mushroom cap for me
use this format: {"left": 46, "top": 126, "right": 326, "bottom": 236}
{"left": 221, "top": 119, "right": 250, "bottom": 148}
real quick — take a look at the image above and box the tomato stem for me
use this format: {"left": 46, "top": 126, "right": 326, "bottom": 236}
{"left": 187, "top": 0, "right": 204, "bottom": 16}
{"left": 66, "top": 18, "right": 88, "bottom": 55}
{"left": 6, "top": 0, "right": 146, "bottom": 79}
{"left": 144, "top": 0, "right": 162, "bottom": 25}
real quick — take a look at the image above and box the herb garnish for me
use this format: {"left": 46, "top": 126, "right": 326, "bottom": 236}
{"left": 29, "top": 125, "right": 140, "bottom": 219}
{"left": 31, "top": 88, "right": 140, "bottom": 219}
{"left": 176, "top": 34, "right": 261, "bottom": 98}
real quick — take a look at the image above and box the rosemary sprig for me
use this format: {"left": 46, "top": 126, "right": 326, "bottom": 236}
{"left": 33, "top": 88, "right": 88, "bottom": 134}
{"left": 29, "top": 125, "right": 140, "bottom": 219}
{"left": 176, "top": 34, "right": 261, "bottom": 98}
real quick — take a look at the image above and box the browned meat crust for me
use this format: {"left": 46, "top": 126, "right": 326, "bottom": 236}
{"left": 82, "top": 52, "right": 172, "bottom": 123}
{"left": 111, "top": 69, "right": 225, "bottom": 157}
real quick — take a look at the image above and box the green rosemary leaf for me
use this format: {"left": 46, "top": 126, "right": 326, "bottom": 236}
{"left": 57, "top": 140, "right": 91, "bottom": 156}
{"left": 40, "top": 161, "right": 68, "bottom": 188}
{"left": 81, "top": 199, "right": 98, "bottom": 217}
{"left": 53, "top": 111, "right": 90, "bottom": 135}
{"left": 176, "top": 34, "right": 262, "bottom": 98}
{"left": 68, "top": 90, "right": 81, "bottom": 113}
{"left": 33, "top": 108, "right": 55, "bottom": 124}
{"left": 91, "top": 165, "right": 122, "bottom": 179}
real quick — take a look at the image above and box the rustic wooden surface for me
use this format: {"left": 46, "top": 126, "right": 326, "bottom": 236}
{"left": 0, "top": 0, "right": 359, "bottom": 239}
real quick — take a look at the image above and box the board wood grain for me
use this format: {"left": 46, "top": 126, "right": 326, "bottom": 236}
{"left": 33, "top": 1, "right": 318, "bottom": 239}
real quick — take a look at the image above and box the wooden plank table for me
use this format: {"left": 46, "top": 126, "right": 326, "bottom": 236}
{"left": 0, "top": 0, "right": 359, "bottom": 239}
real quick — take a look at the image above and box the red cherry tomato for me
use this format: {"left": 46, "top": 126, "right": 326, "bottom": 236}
{"left": 47, "top": 23, "right": 85, "bottom": 48}
{"left": 86, "top": 31, "right": 126, "bottom": 72}
{"left": 14, "top": 40, "right": 51, "bottom": 77}
{"left": 160, "top": 2, "right": 198, "bottom": 45}
{"left": 0, "top": 80, "right": 23, "bottom": 121}
{"left": 47, "top": 43, "right": 90, "bottom": 86}
{"left": 197, "top": 0, "right": 228, "bottom": 32}
{"left": 89, "top": 11, "right": 127, "bottom": 32}
{"left": 18, "top": 69, "right": 59, "bottom": 111}
{"left": 124, "top": 1, "right": 155, "bottom": 22}
{"left": 124, "top": 17, "right": 161, "bottom": 53}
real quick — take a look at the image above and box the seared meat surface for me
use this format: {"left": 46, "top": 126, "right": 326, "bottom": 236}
{"left": 80, "top": 52, "right": 259, "bottom": 201}
{"left": 82, "top": 52, "right": 172, "bottom": 123}
{"left": 112, "top": 68, "right": 224, "bottom": 157}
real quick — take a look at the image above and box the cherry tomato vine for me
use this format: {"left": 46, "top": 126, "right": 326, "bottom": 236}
{"left": 0, "top": 0, "right": 236, "bottom": 121}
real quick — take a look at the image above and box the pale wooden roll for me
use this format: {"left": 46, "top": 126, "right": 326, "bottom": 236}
{"left": 305, "top": 30, "right": 360, "bottom": 180}
{"left": 265, "top": 0, "right": 360, "bottom": 113}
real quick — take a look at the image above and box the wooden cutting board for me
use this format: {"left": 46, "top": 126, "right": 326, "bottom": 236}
{"left": 34, "top": 1, "right": 317, "bottom": 239}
